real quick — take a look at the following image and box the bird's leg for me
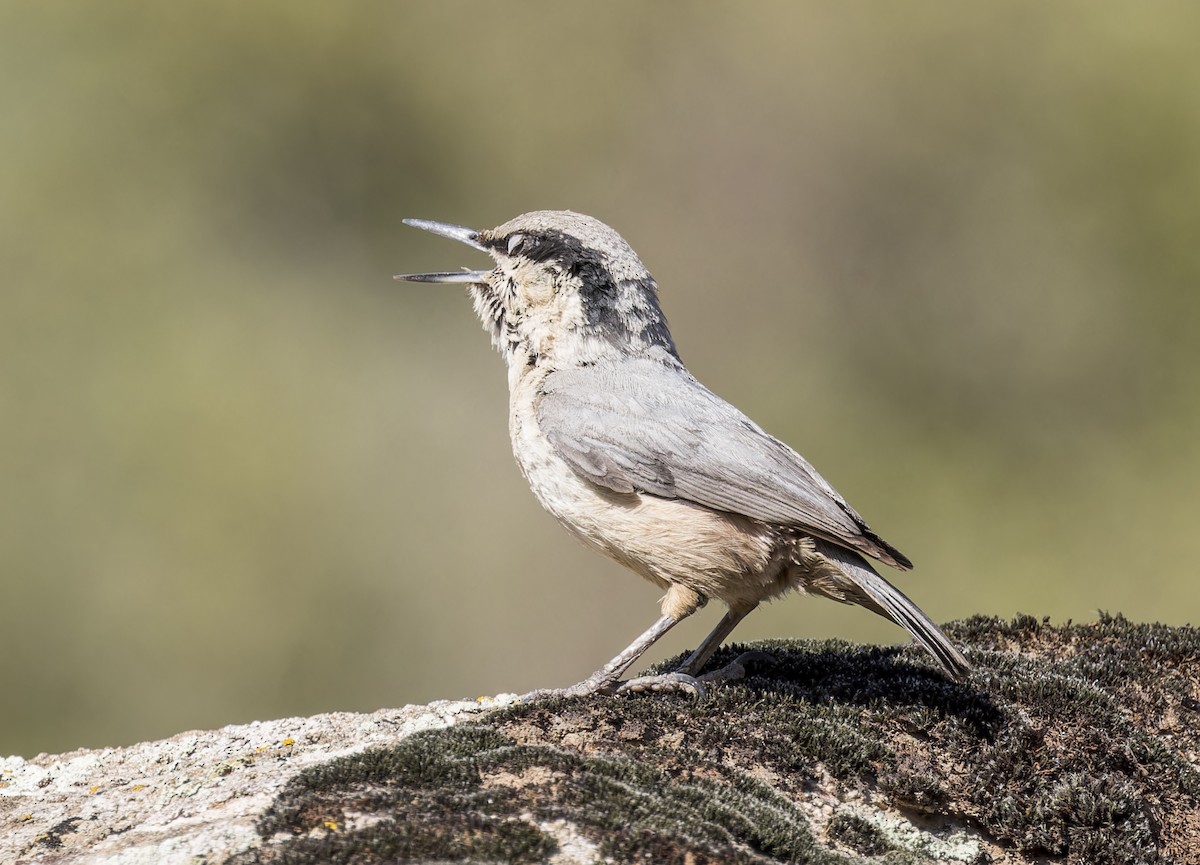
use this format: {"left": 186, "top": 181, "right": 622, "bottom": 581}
{"left": 574, "top": 613, "right": 682, "bottom": 693}
{"left": 521, "top": 613, "right": 687, "bottom": 701}
{"left": 674, "top": 603, "right": 774, "bottom": 684}
{"left": 614, "top": 586, "right": 712, "bottom": 696}
{"left": 524, "top": 586, "right": 712, "bottom": 700}
{"left": 676, "top": 605, "right": 754, "bottom": 675}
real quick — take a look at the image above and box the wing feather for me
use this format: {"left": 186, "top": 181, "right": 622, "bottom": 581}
{"left": 537, "top": 360, "right": 911, "bottom": 569}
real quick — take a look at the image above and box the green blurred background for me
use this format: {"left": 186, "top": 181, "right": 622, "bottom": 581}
{"left": 3, "top": 3, "right": 1198, "bottom": 757}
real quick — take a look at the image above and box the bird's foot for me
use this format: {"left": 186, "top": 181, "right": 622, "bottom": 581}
{"left": 518, "top": 669, "right": 622, "bottom": 702}
{"left": 519, "top": 670, "right": 705, "bottom": 702}
{"left": 518, "top": 684, "right": 601, "bottom": 702}
{"left": 695, "top": 650, "right": 776, "bottom": 685}
{"left": 519, "top": 650, "right": 774, "bottom": 703}
{"left": 614, "top": 671, "right": 705, "bottom": 699}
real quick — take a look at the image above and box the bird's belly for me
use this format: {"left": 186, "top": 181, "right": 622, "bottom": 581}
{"left": 509, "top": 393, "right": 785, "bottom": 607}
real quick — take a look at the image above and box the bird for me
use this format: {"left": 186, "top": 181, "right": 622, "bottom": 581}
{"left": 395, "top": 210, "right": 970, "bottom": 697}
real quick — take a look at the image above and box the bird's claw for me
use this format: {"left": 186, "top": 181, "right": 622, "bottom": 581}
{"left": 519, "top": 670, "right": 707, "bottom": 702}
{"left": 519, "top": 651, "right": 775, "bottom": 703}
{"left": 518, "top": 672, "right": 624, "bottom": 702}
{"left": 615, "top": 671, "right": 706, "bottom": 699}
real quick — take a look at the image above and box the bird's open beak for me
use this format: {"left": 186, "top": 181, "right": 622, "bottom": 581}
{"left": 393, "top": 219, "right": 492, "bottom": 284}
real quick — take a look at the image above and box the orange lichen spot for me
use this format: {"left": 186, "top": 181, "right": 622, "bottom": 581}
{"left": 88, "top": 785, "right": 102, "bottom": 794}
{"left": 282, "top": 738, "right": 295, "bottom": 746}
{"left": 322, "top": 820, "right": 339, "bottom": 832}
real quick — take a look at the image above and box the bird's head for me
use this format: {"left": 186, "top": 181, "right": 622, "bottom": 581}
{"left": 396, "top": 210, "right": 680, "bottom": 370}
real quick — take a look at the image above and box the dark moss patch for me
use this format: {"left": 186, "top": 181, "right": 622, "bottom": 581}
{"left": 228, "top": 616, "right": 1200, "bottom": 865}
{"left": 826, "top": 812, "right": 893, "bottom": 856}
{"left": 235, "top": 723, "right": 842, "bottom": 864}
{"left": 940, "top": 614, "right": 1200, "bottom": 863}
{"left": 227, "top": 726, "right": 552, "bottom": 864}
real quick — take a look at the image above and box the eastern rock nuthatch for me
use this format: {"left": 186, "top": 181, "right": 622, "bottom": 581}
{"left": 396, "top": 210, "right": 970, "bottom": 697}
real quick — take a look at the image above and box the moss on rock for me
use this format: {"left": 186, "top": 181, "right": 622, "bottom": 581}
{"left": 231, "top": 615, "right": 1199, "bottom": 865}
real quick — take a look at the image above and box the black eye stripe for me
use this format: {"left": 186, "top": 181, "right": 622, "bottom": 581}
{"left": 493, "top": 229, "right": 584, "bottom": 266}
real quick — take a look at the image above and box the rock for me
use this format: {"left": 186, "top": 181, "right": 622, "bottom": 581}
{"left": 0, "top": 697, "right": 519, "bottom": 864}
{"left": 3, "top": 615, "right": 1198, "bottom": 864}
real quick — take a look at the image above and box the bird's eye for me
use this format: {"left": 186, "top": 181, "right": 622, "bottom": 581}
{"left": 506, "top": 234, "right": 527, "bottom": 256}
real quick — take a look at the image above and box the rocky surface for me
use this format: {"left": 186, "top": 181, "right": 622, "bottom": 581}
{"left": 0, "top": 698, "right": 518, "bottom": 864}
{"left": 3, "top": 615, "right": 1198, "bottom": 864}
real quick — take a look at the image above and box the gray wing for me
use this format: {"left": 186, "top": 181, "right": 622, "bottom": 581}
{"left": 537, "top": 359, "right": 911, "bottom": 569}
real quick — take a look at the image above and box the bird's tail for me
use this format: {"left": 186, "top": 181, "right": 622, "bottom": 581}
{"left": 818, "top": 541, "right": 971, "bottom": 681}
